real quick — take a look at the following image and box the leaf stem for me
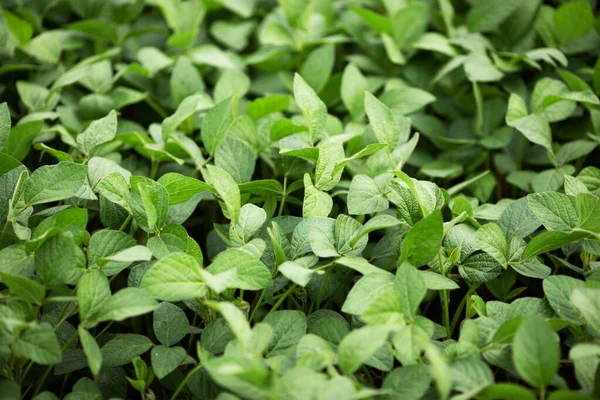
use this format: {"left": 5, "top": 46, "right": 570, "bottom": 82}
{"left": 32, "top": 330, "right": 78, "bottom": 397}
{"left": 278, "top": 175, "right": 288, "bottom": 217}
{"left": 438, "top": 250, "right": 451, "bottom": 338}
{"left": 449, "top": 283, "right": 481, "bottom": 336}
{"left": 149, "top": 160, "right": 159, "bottom": 180}
{"left": 169, "top": 363, "right": 202, "bottom": 400}
{"left": 266, "top": 284, "right": 297, "bottom": 318}
{"left": 119, "top": 214, "right": 132, "bottom": 232}
{"left": 249, "top": 287, "right": 267, "bottom": 323}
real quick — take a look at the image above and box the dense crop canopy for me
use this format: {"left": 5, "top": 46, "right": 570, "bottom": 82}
{"left": 1, "top": 0, "right": 600, "bottom": 399}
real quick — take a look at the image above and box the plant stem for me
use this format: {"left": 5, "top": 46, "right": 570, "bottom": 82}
{"left": 449, "top": 283, "right": 481, "bottom": 336}
{"left": 266, "top": 284, "right": 297, "bottom": 318}
{"left": 149, "top": 160, "right": 159, "bottom": 180}
{"left": 95, "top": 321, "right": 114, "bottom": 340}
{"left": 169, "top": 363, "right": 202, "bottom": 400}
{"left": 438, "top": 250, "right": 451, "bottom": 338}
{"left": 249, "top": 287, "right": 267, "bottom": 323}
{"left": 473, "top": 82, "right": 484, "bottom": 137}
{"left": 119, "top": 214, "right": 132, "bottom": 232}
{"left": 278, "top": 175, "right": 288, "bottom": 217}
{"left": 0, "top": 219, "right": 9, "bottom": 247}
{"left": 32, "top": 330, "right": 78, "bottom": 396}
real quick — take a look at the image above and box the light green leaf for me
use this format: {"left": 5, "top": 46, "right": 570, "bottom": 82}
{"left": 0, "top": 273, "right": 45, "bottom": 304}
{"left": 365, "top": 92, "right": 403, "bottom": 148}
{"left": 131, "top": 177, "right": 169, "bottom": 234}
{"left": 201, "top": 96, "right": 235, "bottom": 155}
{"left": 512, "top": 316, "right": 559, "bottom": 388}
{"left": 400, "top": 210, "right": 443, "bottom": 267}
{"left": 476, "top": 223, "right": 508, "bottom": 267}
{"left": 141, "top": 252, "right": 208, "bottom": 301}
{"left": 294, "top": 73, "right": 327, "bottom": 145}
{"left": 78, "top": 326, "right": 102, "bottom": 377}
{"left": 303, "top": 173, "right": 332, "bottom": 218}
{"left": 571, "top": 288, "right": 600, "bottom": 333}
{"left": 95, "top": 288, "right": 158, "bottom": 323}
{"left": 543, "top": 275, "right": 584, "bottom": 325}
{"left": 14, "top": 323, "right": 61, "bottom": 365}
{"left": 396, "top": 261, "right": 427, "bottom": 320}
{"left": 208, "top": 247, "right": 271, "bottom": 290}
{"left": 347, "top": 175, "right": 388, "bottom": 215}
{"left": 527, "top": 192, "right": 578, "bottom": 232}
{"left": 151, "top": 345, "right": 186, "bottom": 379}
{"left": 300, "top": 44, "right": 335, "bottom": 94}
{"left": 78, "top": 270, "right": 111, "bottom": 327}
{"left": 341, "top": 64, "right": 368, "bottom": 119}
{"left": 153, "top": 301, "right": 190, "bottom": 347}
{"left": 203, "top": 165, "right": 241, "bottom": 224}
{"left": 101, "top": 334, "right": 153, "bottom": 367}
{"left": 554, "top": 1, "right": 594, "bottom": 44}
{"left": 263, "top": 311, "right": 307, "bottom": 357}
{"left": 338, "top": 325, "right": 391, "bottom": 374}
{"left": 22, "top": 162, "right": 88, "bottom": 206}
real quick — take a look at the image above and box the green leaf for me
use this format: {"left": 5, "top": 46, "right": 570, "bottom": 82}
{"left": 162, "top": 94, "right": 207, "bottom": 142}
{"left": 451, "top": 357, "right": 494, "bottom": 394}
{"left": 382, "top": 365, "right": 432, "bottom": 400}
{"left": 157, "top": 173, "right": 211, "bottom": 206}
{"left": 141, "top": 252, "right": 208, "bottom": 301}
{"left": 2, "top": 120, "right": 43, "bottom": 161}
{"left": 35, "top": 233, "right": 85, "bottom": 287}
{"left": 365, "top": 92, "right": 404, "bottom": 148}
{"left": 347, "top": 175, "right": 388, "bottom": 215}
{"left": 76, "top": 110, "right": 117, "bottom": 155}
{"left": 293, "top": 73, "right": 327, "bottom": 145}
{"left": 0, "top": 102, "right": 10, "bottom": 150}
{"left": 396, "top": 261, "right": 427, "bottom": 320}
{"left": 78, "top": 270, "right": 111, "bottom": 327}
{"left": 78, "top": 326, "right": 102, "bottom": 377}
{"left": 263, "top": 311, "right": 307, "bottom": 357}
{"left": 527, "top": 192, "right": 578, "bottom": 232}
{"left": 300, "top": 44, "right": 335, "bottom": 94}
{"left": 522, "top": 230, "right": 588, "bottom": 260}
{"left": 554, "top": 1, "right": 595, "bottom": 44}
{"left": 215, "top": 137, "right": 255, "bottom": 184}
{"left": 101, "top": 334, "right": 153, "bottom": 367}
{"left": 392, "top": 3, "right": 429, "bottom": 48}
{"left": 576, "top": 193, "right": 600, "bottom": 232}
{"left": 314, "top": 142, "right": 344, "bottom": 191}
{"left": 506, "top": 94, "right": 552, "bottom": 153}
{"left": 95, "top": 288, "right": 158, "bottom": 323}
{"left": 233, "top": 204, "right": 267, "bottom": 244}
{"left": 153, "top": 301, "right": 190, "bottom": 347}
{"left": 466, "top": 0, "right": 520, "bottom": 33}
{"left": 208, "top": 247, "right": 271, "bottom": 290}
{"left": 151, "top": 345, "right": 186, "bottom": 379}
{"left": 201, "top": 96, "right": 235, "bottom": 155}
{"left": 131, "top": 177, "right": 169, "bottom": 234}
{"left": 0, "top": 273, "right": 45, "bottom": 304}
{"left": 476, "top": 223, "right": 508, "bottom": 267}
{"left": 400, "top": 210, "right": 443, "bottom": 267}
{"left": 478, "top": 384, "right": 536, "bottom": 400}
{"left": 338, "top": 325, "right": 391, "bottom": 374}
{"left": 342, "top": 272, "right": 394, "bottom": 316}
{"left": 14, "top": 322, "right": 61, "bottom": 365}
{"left": 543, "top": 275, "right": 584, "bottom": 325}
{"left": 512, "top": 315, "right": 559, "bottom": 388}
{"left": 570, "top": 288, "right": 600, "bottom": 332}
{"left": 303, "top": 173, "right": 332, "bottom": 218}
{"left": 202, "top": 165, "right": 241, "bottom": 224}
{"left": 341, "top": 64, "right": 368, "bottom": 120}
{"left": 22, "top": 162, "right": 87, "bottom": 206}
